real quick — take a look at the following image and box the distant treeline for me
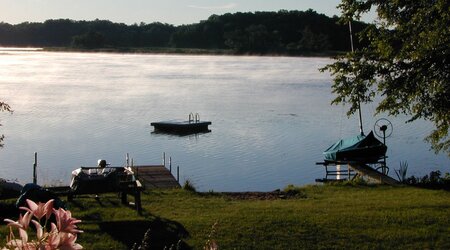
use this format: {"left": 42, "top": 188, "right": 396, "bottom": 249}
{"left": 0, "top": 10, "right": 367, "bottom": 55}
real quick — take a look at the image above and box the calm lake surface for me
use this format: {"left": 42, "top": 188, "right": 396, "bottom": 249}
{"left": 0, "top": 49, "right": 448, "bottom": 191}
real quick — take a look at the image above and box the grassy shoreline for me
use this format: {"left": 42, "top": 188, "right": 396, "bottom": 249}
{"left": 1, "top": 185, "right": 449, "bottom": 249}
{"left": 42, "top": 46, "right": 343, "bottom": 57}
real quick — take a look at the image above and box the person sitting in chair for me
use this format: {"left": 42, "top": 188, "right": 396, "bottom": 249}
{"left": 98, "top": 159, "right": 111, "bottom": 173}
{"left": 98, "top": 159, "right": 109, "bottom": 168}
{"left": 87, "top": 159, "right": 109, "bottom": 175}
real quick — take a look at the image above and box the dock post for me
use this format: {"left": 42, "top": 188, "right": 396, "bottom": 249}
{"left": 177, "top": 166, "right": 180, "bottom": 182}
{"left": 33, "top": 152, "right": 37, "bottom": 184}
{"left": 163, "top": 152, "right": 166, "bottom": 167}
{"left": 169, "top": 157, "right": 172, "bottom": 172}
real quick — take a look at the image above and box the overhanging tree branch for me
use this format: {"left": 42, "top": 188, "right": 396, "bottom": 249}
{"left": 0, "top": 101, "right": 13, "bottom": 148}
{"left": 322, "top": 0, "right": 450, "bottom": 156}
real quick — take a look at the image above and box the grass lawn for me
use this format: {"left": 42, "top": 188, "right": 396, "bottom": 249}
{"left": 1, "top": 185, "right": 449, "bottom": 249}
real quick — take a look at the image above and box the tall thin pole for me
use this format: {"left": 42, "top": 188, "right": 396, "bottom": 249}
{"left": 162, "top": 152, "right": 166, "bottom": 166}
{"left": 349, "top": 21, "right": 364, "bottom": 135}
{"left": 33, "top": 152, "right": 37, "bottom": 184}
{"left": 348, "top": 21, "right": 355, "bottom": 52}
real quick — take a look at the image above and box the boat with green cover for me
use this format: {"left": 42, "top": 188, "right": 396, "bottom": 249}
{"left": 323, "top": 131, "right": 387, "bottom": 164}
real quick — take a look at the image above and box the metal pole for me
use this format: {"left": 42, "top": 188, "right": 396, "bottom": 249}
{"left": 349, "top": 21, "right": 364, "bottom": 136}
{"left": 383, "top": 130, "right": 387, "bottom": 174}
{"left": 177, "top": 166, "right": 179, "bottom": 182}
{"left": 33, "top": 152, "right": 37, "bottom": 184}
{"left": 348, "top": 21, "right": 355, "bottom": 52}
{"left": 358, "top": 104, "right": 364, "bottom": 135}
{"left": 169, "top": 157, "right": 172, "bottom": 172}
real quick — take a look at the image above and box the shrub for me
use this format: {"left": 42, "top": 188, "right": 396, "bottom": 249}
{"left": 182, "top": 179, "right": 197, "bottom": 192}
{"left": 405, "top": 170, "right": 450, "bottom": 190}
{"left": 395, "top": 161, "right": 409, "bottom": 183}
{"left": 283, "top": 184, "right": 307, "bottom": 198}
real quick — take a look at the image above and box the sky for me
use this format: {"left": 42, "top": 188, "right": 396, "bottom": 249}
{"left": 0, "top": 0, "right": 376, "bottom": 25}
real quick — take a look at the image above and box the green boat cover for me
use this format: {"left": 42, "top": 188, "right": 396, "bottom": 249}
{"left": 323, "top": 131, "right": 387, "bottom": 163}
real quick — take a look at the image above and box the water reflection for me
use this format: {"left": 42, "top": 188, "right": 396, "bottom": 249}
{"left": 151, "top": 130, "right": 212, "bottom": 137}
{"left": 0, "top": 51, "right": 447, "bottom": 191}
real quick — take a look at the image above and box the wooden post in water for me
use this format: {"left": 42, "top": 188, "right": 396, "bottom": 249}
{"left": 162, "top": 152, "right": 166, "bottom": 167}
{"left": 33, "top": 152, "right": 37, "bottom": 184}
{"left": 169, "top": 157, "right": 172, "bottom": 172}
{"left": 177, "top": 166, "right": 180, "bottom": 183}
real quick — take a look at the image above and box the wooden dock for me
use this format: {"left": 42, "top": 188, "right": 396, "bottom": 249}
{"left": 316, "top": 161, "right": 399, "bottom": 185}
{"left": 151, "top": 113, "right": 211, "bottom": 135}
{"left": 133, "top": 165, "right": 181, "bottom": 189}
{"left": 151, "top": 120, "right": 211, "bottom": 135}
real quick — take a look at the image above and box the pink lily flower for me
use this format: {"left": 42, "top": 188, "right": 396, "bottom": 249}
{"left": 20, "top": 199, "right": 55, "bottom": 221}
{"left": 31, "top": 220, "right": 44, "bottom": 240}
{"left": 4, "top": 238, "right": 35, "bottom": 250}
{"left": 4, "top": 211, "right": 32, "bottom": 230}
{"left": 53, "top": 208, "right": 83, "bottom": 234}
{"left": 3, "top": 199, "right": 83, "bottom": 250}
{"left": 4, "top": 211, "right": 33, "bottom": 242}
{"left": 45, "top": 223, "right": 61, "bottom": 250}
{"left": 58, "top": 232, "right": 83, "bottom": 250}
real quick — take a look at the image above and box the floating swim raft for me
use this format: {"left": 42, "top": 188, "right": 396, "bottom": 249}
{"left": 151, "top": 113, "right": 211, "bottom": 134}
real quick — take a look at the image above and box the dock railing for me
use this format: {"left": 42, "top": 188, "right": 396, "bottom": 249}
{"left": 188, "top": 112, "right": 201, "bottom": 123}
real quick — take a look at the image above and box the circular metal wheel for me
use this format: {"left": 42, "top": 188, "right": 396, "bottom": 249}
{"left": 374, "top": 118, "right": 393, "bottom": 138}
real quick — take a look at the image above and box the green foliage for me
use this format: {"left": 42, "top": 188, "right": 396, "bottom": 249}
{"left": 131, "top": 228, "right": 183, "bottom": 250}
{"left": 322, "top": 0, "right": 450, "bottom": 156}
{"left": 203, "top": 222, "right": 219, "bottom": 250}
{"left": 282, "top": 184, "right": 307, "bottom": 198}
{"left": 325, "top": 176, "right": 370, "bottom": 187}
{"left": 182, "top": 179, "right": 197, "bottom": 192}
{"left": 0, "top": 200, "right": 16, "bottom": 222}
{"left": 395, "top": 161, "right": 409, "bottom": 183}
{"left": 0, "top": 101, "right": 12, "bottom": 148}
{"left": 405, "top": 170, "right": 450, "bottom": 190}
{"left": 71, "top": 31, "right": 106, "bottom": 48}
{"left": 0, "top": 10, "right": 368, "bottom": 55}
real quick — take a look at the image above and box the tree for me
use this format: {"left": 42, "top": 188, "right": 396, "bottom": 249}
{"left": 71, "top": 31, "right": 106, "bottom": 48}
{"left": 298, "top": 26, "right": 331, "bottom": 52}
{"left": 321, "top": 0, "right": 450, "bottom": 156}
{"left": 0, "top": 101, "right": 12, "bottom": 147}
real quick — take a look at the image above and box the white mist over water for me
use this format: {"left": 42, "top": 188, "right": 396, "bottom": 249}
{"left": 0, "top": 50, "right": 448, "bottom": 191}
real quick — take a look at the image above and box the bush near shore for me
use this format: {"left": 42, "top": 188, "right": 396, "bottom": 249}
{"left": 1, "top": 185, "right": 449, "bottom": 249}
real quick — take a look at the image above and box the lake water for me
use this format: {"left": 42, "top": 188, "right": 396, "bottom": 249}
{"left": 0, "top": 49, "right": 448, "bottom": 191}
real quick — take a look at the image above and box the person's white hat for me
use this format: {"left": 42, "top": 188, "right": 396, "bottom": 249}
{"left": 97, "top": 159, "right": 110, "bottom": 168}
